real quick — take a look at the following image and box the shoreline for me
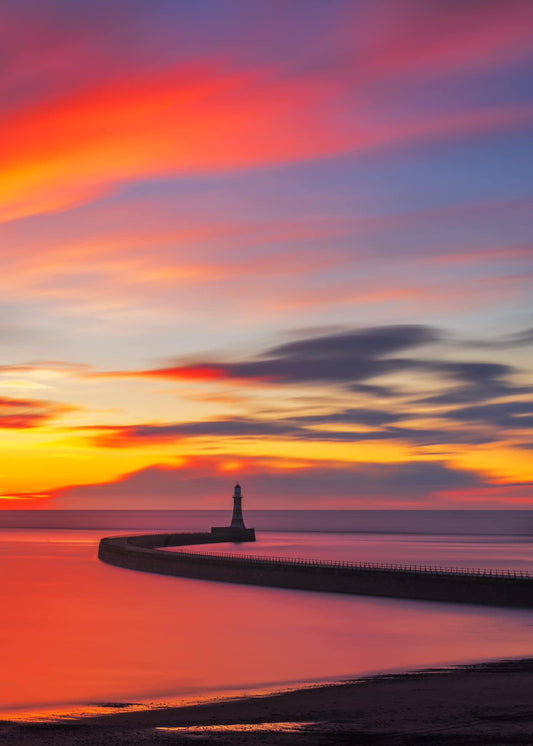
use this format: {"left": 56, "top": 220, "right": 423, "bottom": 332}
{"left": 3, "top": 657, "right": 533, "bottom": 744}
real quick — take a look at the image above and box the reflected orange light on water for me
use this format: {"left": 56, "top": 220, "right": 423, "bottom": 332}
{"left": 1, "top": 528, "right": 532, "bottom": 717}
{"left": 156, "top": 722, "right": 315, "bottom": 733}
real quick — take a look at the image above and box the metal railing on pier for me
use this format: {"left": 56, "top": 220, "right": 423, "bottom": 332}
{"left": 171, "top": 548, "right": 533, "bottom": 580}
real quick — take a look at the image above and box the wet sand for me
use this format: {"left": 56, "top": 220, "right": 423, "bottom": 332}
{"left": 2, "top": 658, "right": 532, "bottom": 745}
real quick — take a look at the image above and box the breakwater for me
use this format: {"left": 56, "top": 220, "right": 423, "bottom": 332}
{"left": 98, "top": 530, "right": 533, "bottom": 608}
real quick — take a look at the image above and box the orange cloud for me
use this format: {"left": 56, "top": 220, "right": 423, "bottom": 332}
{"left": 0, "top": 395, "right": 74, "bottom": 429}
{"left": 94, "top": 364, "right": 280, "bottom": 387}
{"left": 0, "top": 63, "right": 343, "bottom": 222}
{"left": 98, "top": 365, "right": 230, "bottom": 385}
{"left": 2, "top": 57, "right": 531, "bottom": 223}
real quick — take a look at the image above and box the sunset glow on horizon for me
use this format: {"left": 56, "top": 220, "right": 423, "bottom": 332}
{"left": 1, "top": 0, "right": 532, "bottom": 509}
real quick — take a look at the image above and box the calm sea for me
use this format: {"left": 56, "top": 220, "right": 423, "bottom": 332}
{"left": 1, "top": 510, "right": 532, "bottom": 717}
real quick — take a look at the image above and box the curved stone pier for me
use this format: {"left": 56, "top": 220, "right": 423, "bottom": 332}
{"left": 98, "top": 531, "right": 533, "bottom": 608}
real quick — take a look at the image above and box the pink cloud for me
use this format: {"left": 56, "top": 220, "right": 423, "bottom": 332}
{"left": 346, "top": 0, "right": 533, "bottom": 84}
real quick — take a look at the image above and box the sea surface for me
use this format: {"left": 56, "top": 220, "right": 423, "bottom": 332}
{"left": 1, "top": 510, "right": 532, "bottom": 717}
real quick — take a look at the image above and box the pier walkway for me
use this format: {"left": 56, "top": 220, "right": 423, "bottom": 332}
{"left": 174, "top": 546, "right": 533, "bottom": 580}
{"left": 98, "top": 530, "right": 533, "bottom": 608}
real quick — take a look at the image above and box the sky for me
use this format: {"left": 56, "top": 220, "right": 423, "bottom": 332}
{"left": 1, "top": 0, "right": 532, "bottom": 510}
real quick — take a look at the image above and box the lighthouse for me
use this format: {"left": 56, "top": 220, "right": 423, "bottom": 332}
{"left": 230, "top": 483, "right": 246, "bottom": 529}
{"left": 210, "top": 483, "right": 255, "bottom": 541}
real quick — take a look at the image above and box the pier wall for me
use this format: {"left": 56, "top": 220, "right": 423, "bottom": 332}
{"left": 98, "top": 532, "right": 533, "bottom": 608}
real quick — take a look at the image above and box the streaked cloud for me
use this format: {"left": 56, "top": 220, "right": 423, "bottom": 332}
{"left": 2, "top": 1, "right": 532, "bottom": 223}
{"left": 0, "top": 395, "right": 74, "bottom": 429}
{"left": 101, "top": 325, "right": 440, "bottom": 385}
{"left": 95, "top": 325, "right": 530, "bottom": 403}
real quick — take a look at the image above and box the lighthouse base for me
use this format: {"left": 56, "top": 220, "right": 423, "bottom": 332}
{"left": 210, "top": 526, "right": 256, "bottom": 542}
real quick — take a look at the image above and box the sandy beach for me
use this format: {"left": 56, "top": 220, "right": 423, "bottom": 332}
{"left": 2, "top": 658, "right": 532, "bottom": 745}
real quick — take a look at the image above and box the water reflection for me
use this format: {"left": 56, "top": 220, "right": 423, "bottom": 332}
{"left": 157, "top": 722, "right": 315, "bottom": 733}
{"left": 172, "top": 531, "right": 533, "bottom": 572}
{"left": 1, "top": 528, "right": 532, "bottom": 715}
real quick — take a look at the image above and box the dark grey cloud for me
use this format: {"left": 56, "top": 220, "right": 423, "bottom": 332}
{"left": 293, "top": 407, "right": 403, "bottom": 428}
{"left": 130, "top": 419, "right": 303, "bottom": 439}
{"left": 116, "top": 325, "right": 533, "bottom": 418}
{"left": 151, "top": 325, "right": 528, "bottom": 403}
{"left": 93, "top": 323, "right": 532, "bottom": 450}
{"left": 424, "top": 361, "right": 512, "bottom": 384}
{"left": 417, "top": 384, "right": 532, "bottom": 407}
{"left": 90, "top": 406, "right": 496, "bottom": 448}
{"left": 265, "top": 325, "right": 441, "bottom": 361}
{"left": 227, "top": 325, "right": 439, "bottom": 384}
{"left": 415, "top": 360, "right": 531, "bottom": 407}
{"left": 442, "top": 401, "right": 533, "bottom": 430}
{"left": 53, "top": 456, "right": 484, "bottom": 508}
{"left": 464, "top": 327, "right": 533, "bottom": 349}
{"left": 147, "top": 324, "right": 440, "bottom": 386}
{"left": 90, "top": 417, "right": 392, "bottom": 446}
{"left": 349, "top": 382, "right": 399, "bottom": 397}
{"left": 384, "top": 426, "right": 495, "bottom": 446}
